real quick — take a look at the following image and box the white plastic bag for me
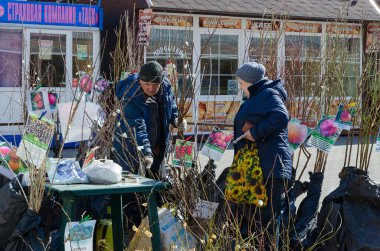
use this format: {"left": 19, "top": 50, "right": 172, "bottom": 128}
{"left": 83, "top": 160, "right": 122, "bottom": 184}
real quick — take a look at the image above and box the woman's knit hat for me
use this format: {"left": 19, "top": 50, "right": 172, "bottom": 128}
{"left": 236, "top": 62, "right": 266, "bottom": 84}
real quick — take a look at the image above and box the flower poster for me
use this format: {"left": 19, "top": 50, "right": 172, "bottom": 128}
{"left": 172, "top": 139, "right": 194, "bottom": 168}
{"left": 307, "top": 116, "right": 342, "bottom": 153}
{"left": 288, "top": 118, "right": 312, "bottom": 154}
{"left": 48, "top": 92, "right": 58, "bottom": 111}
{"left": 201, "top": 127, "right": 233, "bottom": 161}
{"left": 27, "top": 90, "right": 50, "bottom": 113}
{"left": 64, "top": 220, "right": 96, "bottom": 251}
{"left": 334, "top": 103, "right": 356, "bottom": 131}
{"left": 376, "top": 128, "right": 380, "bottom": 152}
{"left": 17, "top": 113, "right": 54, "bottom": 167}
{"left": 83, "top": 146, "right": 99, "bottom": 168}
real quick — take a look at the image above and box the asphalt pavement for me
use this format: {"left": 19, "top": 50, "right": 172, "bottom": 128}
{"left": 198, "top": 136, "right": 380, "bottom": 206}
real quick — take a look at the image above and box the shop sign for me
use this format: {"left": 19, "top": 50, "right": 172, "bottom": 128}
{"left": 246, "top": 20, "right": 280, "bottom": 31}
{"left": 153, "top": 45, "right": 186, "bottom": 58}
{"left": 0, "top": 1, "right": 102, "bottom": 28}
{"left": 366, "top": 22, "right": 380, "bottom": 53}
{"left": 152, "top": 14, "right": 192, "bottom": 27}
{"left": 137, "top": 9, "right": 153, "bottom": 46}
{"left": 326, "top": 23, "right": 360, "bottom": 35}
{"left": 199, "top": 17, "right": 241, "bottom": 29}
{"left": 285, "top": 21, "right": 322, "bottom": 33}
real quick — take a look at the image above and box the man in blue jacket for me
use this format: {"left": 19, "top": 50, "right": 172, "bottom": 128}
{"left": 113, "top": 61, "right": 185, "bottom": 179}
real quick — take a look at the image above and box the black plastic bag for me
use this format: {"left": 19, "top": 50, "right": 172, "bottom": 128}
{"left": 0, "top": 176, "right": 28, "bottom": 249}
{"left": 290, "top": 172, "right": 324, "bottom": 250}
{"left": 317, "top": 166, "right": 380, "bottom": 251}
{"left": 4, "top": 209, "right": 47, "bottom": 251}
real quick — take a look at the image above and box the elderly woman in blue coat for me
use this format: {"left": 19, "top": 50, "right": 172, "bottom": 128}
{"left": 233, "top": 62, "right": 292, "bottom": 241}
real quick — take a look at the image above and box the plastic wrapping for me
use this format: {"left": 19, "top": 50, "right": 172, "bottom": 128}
{"left": 49, "top": 159, "right": 89, "bottom": 184}
{"left": 83, "top": 160, "right": 122, "bottom": 184}
{"left": 0, "top": 176, "right": 28, "bottom": 249}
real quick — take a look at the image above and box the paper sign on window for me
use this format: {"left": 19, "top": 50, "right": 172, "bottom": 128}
{"left": 227, "top": 80, "right": 238, "bottom": 95}
{"left": 77, "top": 44, "right": 88, "bottom": 60}
{"left": 38, "top": 40, "right": 53, "bottom": 60}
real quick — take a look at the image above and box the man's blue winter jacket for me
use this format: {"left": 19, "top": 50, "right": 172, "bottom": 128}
{"left": 112, "top": 73, "right": 178, "bottom": 171}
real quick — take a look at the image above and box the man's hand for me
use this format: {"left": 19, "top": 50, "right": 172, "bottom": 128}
{"left": 244, "top": 130, "right": 255, "bottom": 142}
{"left": 144, "top": 156, "right": 154, "bottom": 170}
{"left": 177, "top": 119, "right": 187, "bottom": 131}
{"left": 175, "top": 118, "right": 188, "bottom": 131}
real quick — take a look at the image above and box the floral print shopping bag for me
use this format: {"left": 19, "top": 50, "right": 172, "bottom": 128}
{"left": 225, "top": 143, "right": 268, "bottom": 207}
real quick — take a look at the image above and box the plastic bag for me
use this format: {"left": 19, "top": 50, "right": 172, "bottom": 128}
{"left": 83, "top": 160, "right": 122, "bottom": 184}
{"left": 225, "top": 143, "right": 268, "bottom": 207}
{"left": 4, "top": 209, "right": 47, "bottom": 251}
{"left": 0, "top": 176, "right": 28, "bottom": 249}
{"left": 49, "top": 160, "right": 89, "bottom": 184}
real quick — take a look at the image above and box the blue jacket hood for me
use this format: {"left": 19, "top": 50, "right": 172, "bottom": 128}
{"left": 249, "top": 78, "right": 287, "bottom": 102}
{"left": 115, "top": 73, "right": 140, "bottom": 100}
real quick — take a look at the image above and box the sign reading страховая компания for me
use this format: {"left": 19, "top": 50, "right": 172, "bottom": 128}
{"left": 0, "top": 1, "right": 101, "bottom": 27}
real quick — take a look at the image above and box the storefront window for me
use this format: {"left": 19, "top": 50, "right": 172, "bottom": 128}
{"left": 326, "top": 37, "right": 360, "bottom": 96}
{"left": 146, "top": 29, "right": 192, "bottom": 71}
{"left": 73, "top": 32, "right": 93, "bottom": 78}
{"left": 201, "top": 34, "right": 238, "bottom": 95}
{"left": 0, "top": 29, "right": 22, "bottom": 87}
{"left": 285, "top": 35, "right": 322, "bottom": 96}
{"left": 249, "top": 36, "right": 278, "bottom": 79}
{"left": 146, "top": 29, "right": 193, "bottom": 98}
{"left": 29, "top": 33, "right": 66, "bottom": 87}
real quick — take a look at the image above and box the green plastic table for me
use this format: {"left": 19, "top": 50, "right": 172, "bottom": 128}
{"left": 46, "top": 177, "right": 168, "bottom": 251}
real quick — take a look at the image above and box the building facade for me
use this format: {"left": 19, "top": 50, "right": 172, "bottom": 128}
{"left": 0, "top": 0, "right": 102, "bottom": 142}
{"left": 101, "top": 0, "right": 380, "bottom": 134}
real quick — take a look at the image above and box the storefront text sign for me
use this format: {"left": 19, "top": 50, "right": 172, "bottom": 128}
{"left": 366, "top": 22, "right": 380, "bottom": 53}
{"left": 246, "top": 20, "right": 280, "bottom": 31}
{"left": 199, "top": 17, "right": 241, "bottom": 29}
{"left": 285, "top": 21, "right": 322, "bottom": 33}
{"left": 326, "top": 24, "right": 360, "bottom": 35}
{"left": 0, "top": 1, "right": 102, "bottom": 28}
{"left": 137, "top": 9, "right": 153, "bottom": 46}
{"left": 153, "top": 46, "right": 186, "bottom": 58}
{"left": 152, "top": 14, "right": 192, "bottom": 27}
